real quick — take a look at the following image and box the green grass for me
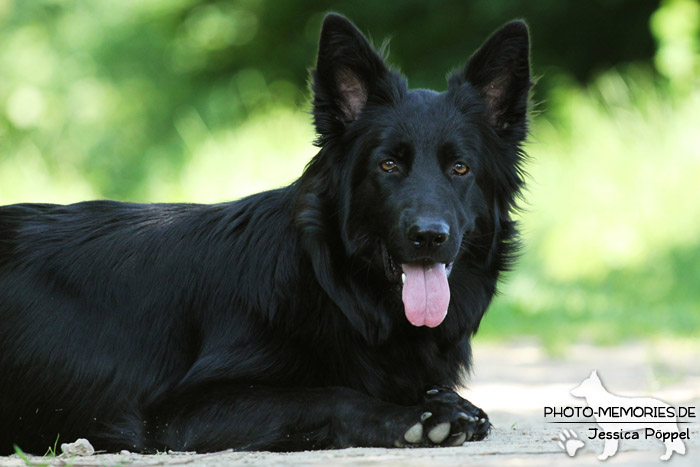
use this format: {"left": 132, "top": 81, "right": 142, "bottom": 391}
{"left": 44, "top": 434, "right": 60, "bottom": 458}
{"left": 12, "top": 445, "right": 32, "bottom": 465}
{"left": 12, "top": 444, "right": 63, "bottom": 467}
{"left": 10, "top": 435, "right": 78, "bottom": 467}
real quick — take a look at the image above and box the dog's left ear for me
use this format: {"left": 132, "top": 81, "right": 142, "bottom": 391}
{"left": 450, "top": 21, "right": 531, "bottom": 133}
{"left": 311, "top": 14, "right": 394, "bottom": 143}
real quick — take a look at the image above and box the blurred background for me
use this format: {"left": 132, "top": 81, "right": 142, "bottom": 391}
{"left": 0, "top": 0, "right": 698, "bottom": 350}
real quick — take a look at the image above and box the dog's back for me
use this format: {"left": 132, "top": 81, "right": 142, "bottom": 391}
{"left": 0, "top": 193, "right": 301, "bottom": 452}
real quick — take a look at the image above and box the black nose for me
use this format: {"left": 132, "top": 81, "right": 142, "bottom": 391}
{"left": 407, "top": 219, "right": 450, "bottom": 249}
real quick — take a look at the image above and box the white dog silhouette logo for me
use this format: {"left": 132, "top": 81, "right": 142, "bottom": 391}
{"left": 571, "top": 370, "right": 686, "bottom": 461}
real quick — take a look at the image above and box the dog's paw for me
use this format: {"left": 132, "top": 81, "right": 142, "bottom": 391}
{"left": 394, "top": 388, "right": 489, "bottom": 447}
{"left": 424, "top": 387, "right": 490, "bottom": 441}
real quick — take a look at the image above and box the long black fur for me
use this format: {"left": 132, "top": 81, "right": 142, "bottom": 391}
{"left": 0, "top": 14, "right": 531, "bottom": 454}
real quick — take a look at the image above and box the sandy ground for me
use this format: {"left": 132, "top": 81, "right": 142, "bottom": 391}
{"left": 2, "top": 340, "right": 698, "bottom": 466}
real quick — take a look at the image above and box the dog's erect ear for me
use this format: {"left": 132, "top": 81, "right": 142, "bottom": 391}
{"left": 312, "top": 14, "right": 391, "bottom": 141}
{"left": 450, "top": 21, "right": 531, "bottom": 132}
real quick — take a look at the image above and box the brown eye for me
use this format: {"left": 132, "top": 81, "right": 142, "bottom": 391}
{"left": 452, "top": 162, "right": 469, "bottom": 175}
{"left": 380, "top": 159, "right": 397, "bottom": 172}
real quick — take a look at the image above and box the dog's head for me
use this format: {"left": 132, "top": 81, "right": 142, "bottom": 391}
{"left": 296, "top": 14, "right": 530, "bottom": 343}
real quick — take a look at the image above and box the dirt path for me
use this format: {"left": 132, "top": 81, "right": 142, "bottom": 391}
{"left": 2, "top": 340, "right": 698, "bottom": 466}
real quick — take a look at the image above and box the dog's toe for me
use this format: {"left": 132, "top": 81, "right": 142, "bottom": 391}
{"left": 446, "top": 432, "right": 467, "bottom": 446}
{"left": 403, "top": 422, "right": 423, "bottom": 444}
{"left": 427, "top": 422, "right": 451, "bottom": 444}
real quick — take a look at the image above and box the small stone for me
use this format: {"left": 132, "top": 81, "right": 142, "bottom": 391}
{"left": 60, "top": 438, "right": 95, "bottom": 456}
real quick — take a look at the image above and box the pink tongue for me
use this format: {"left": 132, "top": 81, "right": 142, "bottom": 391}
{"left": 401, "top": 262, "right": 450, "bottom": 327}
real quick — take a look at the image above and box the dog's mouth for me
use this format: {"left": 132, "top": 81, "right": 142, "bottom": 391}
{"left": 381, "top": 243, "right": 454, "bottom": 328}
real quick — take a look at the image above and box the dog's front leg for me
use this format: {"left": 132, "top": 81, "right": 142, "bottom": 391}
{"left": 142, "top": 383, "right": 487, "bottom": 451}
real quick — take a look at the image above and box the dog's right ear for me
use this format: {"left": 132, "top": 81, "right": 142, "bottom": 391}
{"left": 311, "top": 14, "right": 393, "bottom": 145}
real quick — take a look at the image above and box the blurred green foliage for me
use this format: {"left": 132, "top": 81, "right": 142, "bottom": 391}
{"left": 0, "top": 0, "right": 662, "bottom": 201}
{"left": 1, "top": 0, "right": 698, "bottom": 344}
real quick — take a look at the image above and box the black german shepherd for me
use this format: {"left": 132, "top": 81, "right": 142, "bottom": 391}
{"left": 0, "top": 14, "right": 530, "bottom": 454}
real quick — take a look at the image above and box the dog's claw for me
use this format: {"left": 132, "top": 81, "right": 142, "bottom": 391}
{"left": 428, "top": 422, "right": 451, "bottom": 444}
{"left": 466, "top": 428, "right": 474, "bottom": 441}
{"left": 421, "top": 411, "right": 433, "bottom": 422}
{"left": 404, "top": 422, "right": 423, "bottom": 444}
{"left": 460, "top": 412, "right": 477, "bottom": 422}
{"left": 426, "top": 388, "right": 439, "bottom": 395}
{"left": 479, "top": 418, "right": 486, "bottom": 424}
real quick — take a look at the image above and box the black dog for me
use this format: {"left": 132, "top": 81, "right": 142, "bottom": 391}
{"left": 0, "top": 14, "right": 530, "bottom": 454}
